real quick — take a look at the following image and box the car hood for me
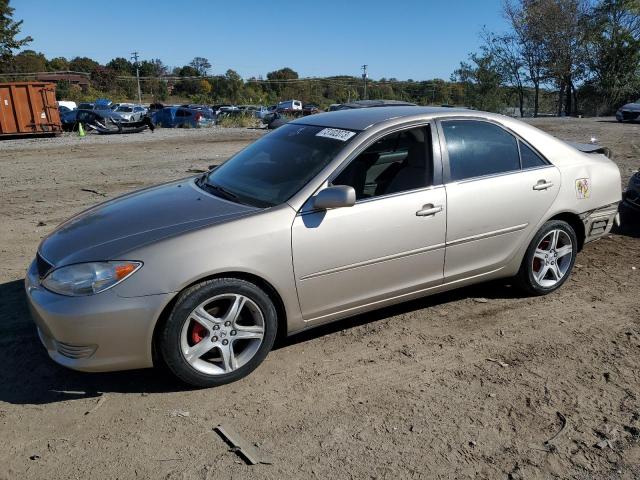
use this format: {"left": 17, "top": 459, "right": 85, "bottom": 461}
{"left": 620, "top": 103, "right": 640, "bottom": 112}
{"left": 39, "top": 178, "right": 259, "bottom": 266}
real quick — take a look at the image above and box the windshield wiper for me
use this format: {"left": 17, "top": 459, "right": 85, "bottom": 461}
{"left": 199, "top": 178, "right": 239, "bottom": 202}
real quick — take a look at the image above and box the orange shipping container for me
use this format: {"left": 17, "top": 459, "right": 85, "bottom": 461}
{"left": 0, "top": 81, "right": 62, "bottom": 137}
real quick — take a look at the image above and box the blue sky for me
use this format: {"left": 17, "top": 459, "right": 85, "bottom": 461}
{"left": 13, "top": 0, "right": 509, "bottom": 80}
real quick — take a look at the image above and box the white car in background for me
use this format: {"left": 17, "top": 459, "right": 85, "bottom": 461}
{"left": 57, "top": 100, "right": 77, "bottom": 111}
{"left": 113, "top": 104, "right": 148, "bottom": 122}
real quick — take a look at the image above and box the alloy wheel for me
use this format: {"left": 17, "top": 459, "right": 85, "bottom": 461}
{"left": 180, "top": 294, "right": 265, "bottom": 375}
{"left": 531, "top": 229, "right": 574, "bottom": 288}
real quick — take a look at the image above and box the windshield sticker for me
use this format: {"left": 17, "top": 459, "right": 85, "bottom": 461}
{"left": 316, "top": 128, "right": 356, "bottom": 142}
{"left": 575, "top": 178, "right": 590, "bottom": 199}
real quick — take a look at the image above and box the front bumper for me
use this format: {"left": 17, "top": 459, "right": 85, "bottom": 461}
{"left": 25, "top": 259, "right": 172, "bottom": 372}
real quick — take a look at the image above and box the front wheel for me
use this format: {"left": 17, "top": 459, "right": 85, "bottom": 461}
{"left": 516, "top": 220, "right": 577, "bottom": 295}
{"left": 158, "top": 278, "right": 278, "bottom": 387}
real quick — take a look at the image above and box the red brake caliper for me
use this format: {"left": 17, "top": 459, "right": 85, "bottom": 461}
{"left": 191, "top": 322, "right": 207, "bottom": 344}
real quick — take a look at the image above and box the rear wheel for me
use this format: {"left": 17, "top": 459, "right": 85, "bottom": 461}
{"left": 158, "top": 278, "right": 277, "bottom": 387}
{"left": 516, "top": 220, "right": 577, "bottom": 295}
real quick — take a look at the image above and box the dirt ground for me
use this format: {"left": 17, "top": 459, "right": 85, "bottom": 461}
{"left": 0, "top": 119, "right": 639, "bottom": 480}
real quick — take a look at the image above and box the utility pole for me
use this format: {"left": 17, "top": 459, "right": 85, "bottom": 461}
{"left": 131, "top": 51, "right": 142, "bottom": 104}
{"left": 361, "top": 64, "right": 368, "bottom": 100}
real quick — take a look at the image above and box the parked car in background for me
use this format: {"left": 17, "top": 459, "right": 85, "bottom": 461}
{"left": 216, "top": 105, "right": 239, "bottom": 116}
{"left": 113, "top": 104, "right": 148, "bottom": 122}
{"left": 623, "top": 169, "right": 640, "bottom": 211}
{"left": 94, "top": 98, "right": 113, "bottom": 111}
{"left": 303, "top": 103, "right": 321, "bottom": 115}
{"left": 277, "top": 99, "right": 303, "bottom": 112}
{"left": 148, "top": 103, "right": 164, "bottom": 114}
{"left": 616, "top": 100, "right": 640, "bottom": 122}
{"left": 77, "top": 102, "right": 95, "bottom": 110}
{"left": 253, "top": 106, "right": 271, "bottom": 119}
{"left": 57, "top": 100, "right": 77, "bottom": 111}
{"left": 152, "top": 106, "right": 214, "bottom": 128}
{"left": 26, "top": 106, "right": 621, "bottom": 387}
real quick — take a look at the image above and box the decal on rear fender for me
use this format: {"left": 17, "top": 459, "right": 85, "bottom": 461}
{"left": 575, "top": 178, "right": 591, "bottom": 199}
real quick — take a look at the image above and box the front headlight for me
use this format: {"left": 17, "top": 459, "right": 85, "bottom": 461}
{"left": 42, "top": 261, "right": 142, "bottom": 296}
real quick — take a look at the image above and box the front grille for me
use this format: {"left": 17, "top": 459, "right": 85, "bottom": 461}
{"left": 36, "top": 252, "right": 54, "bottom": 279}
{"left": 55, "top": 341, "right": 97, "bottom": 359}
{"left": 622, "top": 111, "right": 640, "bottom": 121}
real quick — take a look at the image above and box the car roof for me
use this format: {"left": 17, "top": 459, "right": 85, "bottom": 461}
{"left": 292, "top": 106, "right": 470, "bottom": 130}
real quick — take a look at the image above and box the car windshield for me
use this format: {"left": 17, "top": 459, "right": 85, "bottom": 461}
{"left": 116, "top": 106, "right": 133, "bottom": 112}
{"left": 202, "top": 124, "right": 358, "bottom": 207}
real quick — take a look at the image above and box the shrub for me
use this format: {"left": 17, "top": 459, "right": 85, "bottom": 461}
{"left": 217, "top": 113, "right": 261, "bottom": 128}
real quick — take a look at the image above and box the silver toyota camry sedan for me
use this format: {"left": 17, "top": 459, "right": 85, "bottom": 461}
{"left": 26, "top": 107, "right": 622, "bottom": 387}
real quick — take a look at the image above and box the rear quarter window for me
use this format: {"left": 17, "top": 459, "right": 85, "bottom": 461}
{"left": 519, "top": 140, "right": 548, "bottom": 169}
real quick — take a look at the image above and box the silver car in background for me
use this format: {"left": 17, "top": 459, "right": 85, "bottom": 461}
{"left": 26, "top": 107, "right": 622, "bottom": 387}
{"left": 113, "top": 103, "right": 148, "bottom": 122}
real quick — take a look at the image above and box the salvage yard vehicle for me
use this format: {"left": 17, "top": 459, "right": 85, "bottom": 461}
{"left": 60, "top": 108, "right": 149, "bottom": 134}
{"left": 277, "top": 99, "right": 303, "bottom": 113}
{"left": 623, "top": 169, "right": 640, "bottom": 212}
{"left": 26, "top": 107, "right": 622, "bottom": 387}
{"left": 113, "top": 103, "right": 148, "bottom": 122}
{"left": 60, "top": 108, "right": 120, "bottom": 131}
{"left": 616, "top": 100, "right": 640, "bottom": 122}
{"left": 152, "top": 106, "right": 214, "bottom": 128}
{"left": 57, "top": 100, "right": 77, "bottom": 111}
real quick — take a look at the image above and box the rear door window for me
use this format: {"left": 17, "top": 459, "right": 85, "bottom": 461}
{"left": 441, "top": 120, "right": 520, "bottom": 181}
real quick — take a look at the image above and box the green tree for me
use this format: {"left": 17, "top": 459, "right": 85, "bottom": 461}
{"left": 139, "top": 58, "right": 167, "bottom": 77}
{"left": 106, "top": 57, "right": 134, "bottom": 74}
{"left": 266, "top": 67, "right": 299, "bottom": 96}
{"left": 12, "top": 49, "right": 46, "bottom": 72}
{"left": 177, "top": 65, "right": 200, "bottom": 77}
{"left": 0, "top": 0, "right": 31, "bottom": 71}
{"left": 189, "top": 56, "right": 211, "bottom": 76}
{"left": 47, "top": 56, "right": 69, "bottom": 71}
{"left": 585, "top": 0, "right": 640, "bottom": 111}
{"left": 91, "top": 66, "right": 117, "bottom": 91}
{"left": 69, "top": 56, "right": 99, "bottom": 74}
{"left": 452, "top": 52, "right": 506, "bottom": 111}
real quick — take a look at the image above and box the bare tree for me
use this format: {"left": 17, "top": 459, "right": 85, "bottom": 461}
{"left": 503, "top": 0, "right": 548, "bottom": 117}
{"left": 482, "top": 29, "right": 527, "bottom": 116}
{"left": 189, "top": 57, "right": 211, "bottom": 76}
{"left": 539, "top": 0, "right": 590, "bottom": 115}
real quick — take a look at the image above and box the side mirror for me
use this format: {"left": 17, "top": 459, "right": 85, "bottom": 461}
{"left": 313, "top": 185, "right": 356, "bottom": 210}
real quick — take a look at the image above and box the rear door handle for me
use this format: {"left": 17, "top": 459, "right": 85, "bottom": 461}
{"left": 416, "top": 204, "right": 443, "bottom": 216}
{"left": 533, "top": 180, "right": 554, "bottom": 190}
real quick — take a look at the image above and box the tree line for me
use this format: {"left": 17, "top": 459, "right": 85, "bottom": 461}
{"left": 1, "top": 0, "right": 638, "bottom": 115}
{"left": 454, "top": 0, "right": 640, "bottom": 116}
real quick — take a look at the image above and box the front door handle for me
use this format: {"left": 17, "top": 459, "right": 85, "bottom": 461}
{"left": 533, "top": 179, "right": 554, "bottom": 190}
{"left": 416, "top": 204, "right": 443, "bottom": 217}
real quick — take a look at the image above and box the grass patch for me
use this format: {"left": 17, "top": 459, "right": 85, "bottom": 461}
{"left": 217, "top": 113, "right": 262, "bottom": 128}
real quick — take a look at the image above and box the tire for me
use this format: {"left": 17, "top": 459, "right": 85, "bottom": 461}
{"left": 158, "top": 278, "right": 278, "bottom": 387}
{"left": 516, "top": 220, "right": 578, "bottom": 296}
